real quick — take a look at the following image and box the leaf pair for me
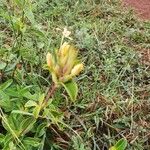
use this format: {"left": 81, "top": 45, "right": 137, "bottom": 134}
{"left": 109, "top": 138, "right": 127, "bottom": 150}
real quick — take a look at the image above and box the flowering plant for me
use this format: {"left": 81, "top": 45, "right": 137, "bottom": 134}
{"left": 44, "top": 28, "right": 84, "bottom": 104}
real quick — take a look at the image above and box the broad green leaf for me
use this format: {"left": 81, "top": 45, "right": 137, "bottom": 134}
{"left": 61, "top": 80, "right": 78, "bottom": 102}
{"left": 25, "top": 100, "right": 37, "bottom": 108}
{"left": 0, "top": 62, "right": 6, "bottom": 70}
{"left": 23, "top": 91, "right": 38, "bottom": 101}
{"left": 5, "top": 62, "right": 16, "bottom": 72}
{"left": 38, "top": 133, "right": 46, "bottom": 150}
{"left": 109, "top": 138, "right": 127, "bottom": 150}
{"left": 33, "top": 105, "right": 41, "bottom": 118}
{"left": 0, "top": 96, "right": 14, "bottom": 112}
{"left": 0, "top": 90, "right": 10, "bottom": 101}
{"left": 23, "top": 137, "right": 40, "bottom": 147}
{"left": 12, "top": 110, "right": 33, "bottom": 116}
{"left": 3, "top": 134, "right": 13, "bottom": 149}
{"left": 29, "top": 27, "right": 45, "bottom": 38}
{"left": 35, "top": 122, "right": 47, "bottom": 137}
{"left": 9, "top": 141, "right": 17, "bottom": 150}
{"left": 0, "top": 133, "right": 4, "bottom": 144}
{"left": 1, "top": 114, "right": 19, "bottom": 135}
{"left": 37, "top": 42, "right": 44, "bottom": 49}
{"left": 20, "top": 117, "right": 35, "bottom": 135}
{"left": 0, "top": 79, "right": 13, "bottom": 90}
{"left": 24, "top": 2, "right": 35, "bottom": 24}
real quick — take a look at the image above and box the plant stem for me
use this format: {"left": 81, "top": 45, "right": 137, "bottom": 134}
{"left": 43, "top": 83, "right": 57, "bottom": 108}
{"left": 60, "top": 35, "right": 64, "bottom": 47}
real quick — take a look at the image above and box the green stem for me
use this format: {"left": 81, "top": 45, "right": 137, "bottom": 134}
{"left": 60, "top": 35, "right": 64, "bottom": 47}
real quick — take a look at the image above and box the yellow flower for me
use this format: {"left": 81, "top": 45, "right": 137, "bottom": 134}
{"left": 63, "top": 45, "right": 78, "bottom": 75}
{"left": 59, "top": 42, "right": 70, "bottom": 67}
{"left": 59, "top": 42, "right": 70, "bottom": 56}
{"left": 46, "top": 42, "right": 83, "bottom": 84}
{"left": 71, "top": 63, "right": 84, "bottom": 77}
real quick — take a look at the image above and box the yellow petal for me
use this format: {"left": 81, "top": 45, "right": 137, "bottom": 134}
{"left": 59, "top": 42, "right": 71, "bottom": 67}
{"left": 59, "top": 42, "right": 70, "bottom": 56}
{"left": 46, "top": 52, "right": 53, "bottom": 67}
{"left": 71, "top": 63, "right": 84, "bottom": 76}
{"left": 54, "top": 65, "right": 60, "bottom": 76}
{"left": 63, "top": 46, "right": 78, "bottom": 75}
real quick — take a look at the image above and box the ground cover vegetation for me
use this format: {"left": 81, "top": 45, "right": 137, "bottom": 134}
{"left": 0, "top": 0, "right": 150, "bottom": 149}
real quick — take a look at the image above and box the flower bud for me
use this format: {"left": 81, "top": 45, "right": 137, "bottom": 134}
{"left": 59, "top": 42, "right": 70, "bottom": 56}
{"left": 46, "top": 52, "right": 53, "bottom": 67}
{"left": 54, "top": 65, "right": 60, "bottom": 76}
{"left": 71, "top": 64, "right": 84, "bottom": 76}
{"left": 60, "top": 55, "right": 68, "bottom": 67}
{"left": 63, "top": 46, "right": 78, "bottom": 75}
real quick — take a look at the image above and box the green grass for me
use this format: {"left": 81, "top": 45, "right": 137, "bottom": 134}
{"left": 0, "top": 0, "right": 150, "bottom": 149}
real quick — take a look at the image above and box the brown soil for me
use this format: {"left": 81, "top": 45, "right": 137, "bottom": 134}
{"left": 123, "top": 0, "right": 150, "bottom": 20}
{"left": 123, "top": 0, "right": 150, "bottom": 66}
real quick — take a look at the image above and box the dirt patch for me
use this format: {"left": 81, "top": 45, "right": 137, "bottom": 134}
{"left": 123, "top": 0, "right": 150, "bottom": 66}
{"left": 123, "top": 0, "right": 150, "bottom": 20}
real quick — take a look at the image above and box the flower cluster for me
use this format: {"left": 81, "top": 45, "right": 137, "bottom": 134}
{"left": 46, "top": 42, "right": 83, "bottom": 85}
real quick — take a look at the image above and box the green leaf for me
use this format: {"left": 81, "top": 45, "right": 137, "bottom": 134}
{"left": 25, "top": 100, "right": 37, "bottom": 108}
{"left": 33, "top": 105, "right": 41, "bottom": 118}
{"left": 0, "top": 90, "right": 14, "bottom": 112}
{"left": 29, "top": 27, "right": 45, "bottom": 38}
{"left": 20, "top": 117, "right": 35, "bottom": 135}
{"left": 109, "top": 138, "right": 127, "bottom": 150}
{"left": 23, "top": 91, "right": 38, "bottom": 101}
{"left": 35, "top": 122, "right": 47, "bottom": 137}
{"left": 38, "top": 94, "right": 45, "bottom": 105}
{"left": 0, "top": 79, "right": 13, "bottom": 90}
{"left": 61, "top": 80, "right": 78, "bottom": 102}
{"left": 23, "top": 137, "right": 40, "bottom": 147}
{"left": 0, "top": 133, "right": 5, "bottom": 144}
{"left": 3, "top": 134, "right": 13, "bottom": 149}
{"left": 24, "top": 2, "right": 35, "bottom": 24}
{"left": 9, "top": 141, "right": 17, "bottom": 150}
{"left": 12, "top": 110, "right": 33, "bottom": 116}
{"left": 0, "top": 62, "right": 6, "bottom": 70}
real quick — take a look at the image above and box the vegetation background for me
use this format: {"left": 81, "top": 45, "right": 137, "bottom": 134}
{"left": 0, "top": 0, "right": 150, "bottom": 149}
